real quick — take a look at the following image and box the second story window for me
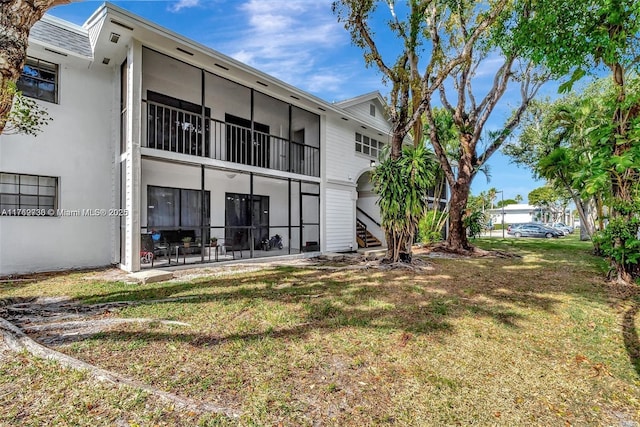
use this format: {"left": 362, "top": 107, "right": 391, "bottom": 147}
{"left": 17, "top": 57, "right": 58, "bottom": 103}
{"left": 355, "top": 132, "right": 384, "bottom": 159}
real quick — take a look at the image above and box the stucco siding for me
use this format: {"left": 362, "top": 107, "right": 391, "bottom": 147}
{"left": 0, "top": 56, "right": 115, "bottom": 275}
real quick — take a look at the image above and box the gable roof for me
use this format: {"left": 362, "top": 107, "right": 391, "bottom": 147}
{"left": 30, "top": 15, "right": 93, "bottom": 59}
{"left": 334, "top": 91, "right": 387, "bottom": 111}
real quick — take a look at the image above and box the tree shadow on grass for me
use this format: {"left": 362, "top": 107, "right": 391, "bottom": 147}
{"left": 26, "top": 262, "right": 573, "bottom": 349}
{"left": 49, "top": 295, "right": 525, "bottom": 349}
{"left": 621, "top": 296, "right": 640, "bottom": 377}
{"left": 8, "top": 242, "right": 619, "bottom": 367}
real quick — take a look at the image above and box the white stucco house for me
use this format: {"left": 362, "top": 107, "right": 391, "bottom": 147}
{"left": 1, "top": 3, "right": 445, "bottom": 275}
{"left": 487, "top": 203, "right": 573, "bottom": 226}
{"left": 487, "top": 204, "right": 540, "bottom": 225}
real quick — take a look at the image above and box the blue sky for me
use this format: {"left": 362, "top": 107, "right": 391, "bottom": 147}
{"left": 48, "top": 0, "right": 556, "bottom": 202}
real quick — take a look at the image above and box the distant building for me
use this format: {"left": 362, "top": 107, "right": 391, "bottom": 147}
{"left": 487, "top": 203, "right": 573, "bottom": 226}
{"left": 487, "top": 204, "right": 540, "bottom": 225}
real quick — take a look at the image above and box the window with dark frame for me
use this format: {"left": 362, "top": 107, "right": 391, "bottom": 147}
{"left": 0, "top": 173, "right": 58, "bottom": 215}
{"left": 355, "top": 132, "right": 384, "bottom": 159}
{"left": 17, "top": 57, "right": 58, "bottom": 103}
{"left": 147, "top": 185, "right": 210, "bottom": 230}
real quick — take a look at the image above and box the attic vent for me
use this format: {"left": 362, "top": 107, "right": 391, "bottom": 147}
{"left": 102, "top": 57, "right": 111, "bottom": 65}
{"left": 176, "top": 47, "right": 194, "bottom": 56}
{"left": 370, "top": 104, "right": 376, "bottom": 117}
{"left": 44, "top": 48, "right": 67, "bottom": 57}
{"left": 214, "top": 63, "right": 229, "bottom": 71}
{"left": 110, "top": 19, "right": 134, "bottom": 31}
{"left": 341, "top": 117, "right": 349, "bottom": 121}
{"left": 318, "top": 107, "right": 326, "bottom": 112}
{"left": 256, "top": 81, "right": 268, "bottom": 87}
{"left": 290, "top": 95, "right": 300, "bottom": 100}
{"left": 109, "top": 32, "right": 120, "bottom": 43}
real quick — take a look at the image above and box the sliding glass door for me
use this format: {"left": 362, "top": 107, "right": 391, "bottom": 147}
{"left": 225, "top": 192, "right": 269, "bottom": 250}
{"left": 148, "top": 185, "right": 210, "bottom": 239}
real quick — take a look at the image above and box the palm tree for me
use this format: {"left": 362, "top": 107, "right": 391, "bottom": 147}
{"left": 372, "top": 144, "right": 438, "bottom": 262}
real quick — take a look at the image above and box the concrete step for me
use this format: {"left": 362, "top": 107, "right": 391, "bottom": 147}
{"left": 127, "top": 269, "right": 174, "bottom": 284}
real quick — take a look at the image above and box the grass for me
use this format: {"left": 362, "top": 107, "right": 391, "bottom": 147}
{"left": 1, "top": 234, "right": 639, "bottom": 425}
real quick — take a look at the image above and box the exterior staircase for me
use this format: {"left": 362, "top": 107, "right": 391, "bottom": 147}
{"left": 356, "top": 219, "right": 382, "bottom": 248}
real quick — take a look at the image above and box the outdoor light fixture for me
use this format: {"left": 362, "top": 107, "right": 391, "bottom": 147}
{"left": 370, "top": 160, "right": 376, "bottom": 167}
{"left": 109, "top": 32, "right": 120, "bottom": 43}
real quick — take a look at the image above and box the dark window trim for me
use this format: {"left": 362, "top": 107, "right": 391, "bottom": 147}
{"left": 355, "top": 132, "right": 383, "bottom": 159}
{"left": 147, "top": 185, "right": 211, "bottom": 228}
{"left": 17, "top": 56, "right": 59, "bottom": 104}
{"left": 0, "top": 172, "right": 58, "bottom": 216}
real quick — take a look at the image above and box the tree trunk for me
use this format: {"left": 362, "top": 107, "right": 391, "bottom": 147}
{"left": 383, "top": 130, "right": 408, "bottom": 262}
{"left": 572, "top": 195, "right": 593, "bottom": 240}
{"left": 607, "top": 61, "right": 639, "bottom": 283}
{"left": 446, "top": 180, "right": 472, "bottom": 252}
{"left": 445, "top": 132, "right": 474, "bottom": 252}
{"left": 0, "top": 0, "right": 56, "bottom": 134}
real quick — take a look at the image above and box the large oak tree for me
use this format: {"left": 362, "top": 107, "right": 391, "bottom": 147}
{"left": 333, "top": 0, "right": 546, "bottom": 255}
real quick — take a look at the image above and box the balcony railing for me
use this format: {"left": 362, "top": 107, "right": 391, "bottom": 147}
{"left": 145, "top": 100, "right": 319, "bottom": 177}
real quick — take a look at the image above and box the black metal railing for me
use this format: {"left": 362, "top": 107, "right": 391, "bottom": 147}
{"left": 145, "top": 101, "right": 320, "bottom": 177}
{"left": 356, "top": 218, "right": 369, "bottom": 248}
{"left": 356, "top": 207, "right": 381, "bottom": 228}
{"left": 139, "top": 225, "right": 306, "bottom": 268}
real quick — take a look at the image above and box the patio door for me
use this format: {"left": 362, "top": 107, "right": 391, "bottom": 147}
{"left": 225, "top": 192, "right": 269, "bottom": 250}
{"left": 301, "top": 183, "right": 320, "bottom": 251}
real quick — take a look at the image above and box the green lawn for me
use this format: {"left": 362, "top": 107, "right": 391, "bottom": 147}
{"left": 1, "top": 235, "right": 639, "bottom": 426}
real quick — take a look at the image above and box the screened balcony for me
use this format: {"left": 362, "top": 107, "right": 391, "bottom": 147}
{"left": 141, "top": 47, "right": 320, "bottom": 178}
{"left": 138, "top": 159, "right": 321, "bottom": 269}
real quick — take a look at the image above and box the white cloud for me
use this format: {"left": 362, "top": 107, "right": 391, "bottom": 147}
{"left": 169, "top": 0, "right": 200, "bottom": 13}
{"left": 221, "top": 0, "right": 349, "bottom": 95}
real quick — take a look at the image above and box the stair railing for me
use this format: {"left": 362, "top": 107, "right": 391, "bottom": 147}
{"left": 356, "top": 207, "right": 381, "bottom": 228}
{"left": 356, "top": 218, "right": 369, "bottom": 248}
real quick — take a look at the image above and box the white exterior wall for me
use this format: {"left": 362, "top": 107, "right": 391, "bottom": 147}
{"left": 340, "top": 100, "right": 389, "bottom": 131}
{"left": 323, "top": 114, "right": 387, "bottom": 251}
{"left": 490, "top": 210, "right": 534, "bottom": 224}
{"left": 325, "top": 187, "right": 356, "bottom": 252}
{"left": 0, "top": 54, "right": 116, "bottom": 275}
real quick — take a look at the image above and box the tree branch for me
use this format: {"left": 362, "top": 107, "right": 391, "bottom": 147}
{"left": 477, "top": 64, "right": 547, "bottom": 166}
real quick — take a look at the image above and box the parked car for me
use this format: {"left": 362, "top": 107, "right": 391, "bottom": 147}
{"left": 507, "top": 223, "right": 524, "bottom": 233}
{"left": 543, "top": 223, "right": 569, "bottom": 235}
{"left": 552, "top": 222, "right": 574, "bottom": 234}
{"left": 507, "top": 223, "right": 563, "bottom": 238}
